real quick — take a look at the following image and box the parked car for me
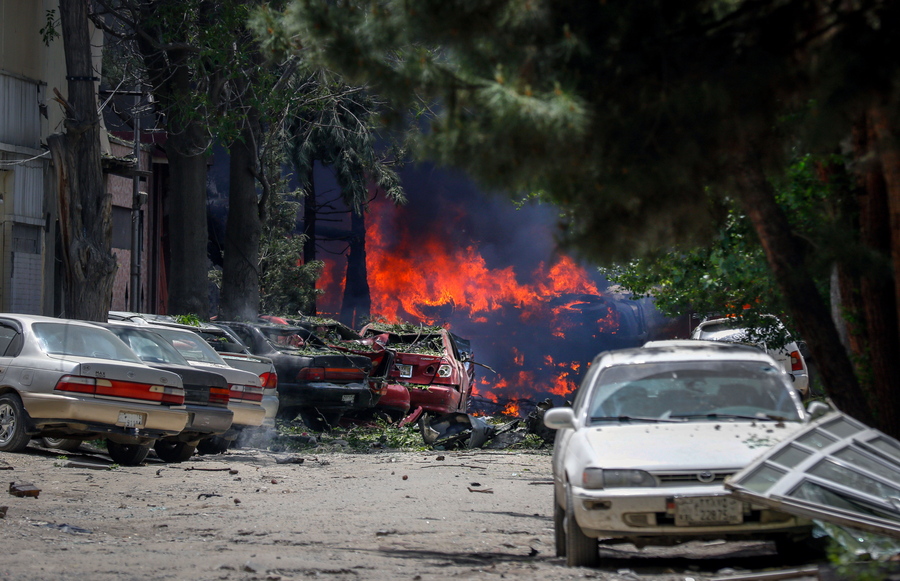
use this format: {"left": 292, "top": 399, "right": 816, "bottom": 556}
{"left": 97, "top": 322, "right": 234, "bottom": 462}
{"left": 359, "top": 323, "right": 474, "bottom": 416}
{"left": 217, "top": 321, "right": 375, "bottom": 430}
{"left": 143, "top": 325, "right": 266, "bottom": 454}
{"left": 691, "top": 315, "right": 810, "bottom": 397}
{"left": 544, "top": 340, "right": 815, "bottom": 567}
{"left": 0, "top": 314, "right": 187, "bottom": 465}
{"left": 108, "top": 312, "right": 280, "bottom": 431}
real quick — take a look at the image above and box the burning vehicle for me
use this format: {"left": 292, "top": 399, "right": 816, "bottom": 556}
{"left": 359, "top": 322, "right": 475, "bottom": 417}
{"left": 216, "top": 321, "right": 376, "bottom": 430}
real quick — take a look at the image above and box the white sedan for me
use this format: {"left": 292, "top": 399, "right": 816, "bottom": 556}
{"left": 545, "top": 340, "right": 817, "bottom": 567}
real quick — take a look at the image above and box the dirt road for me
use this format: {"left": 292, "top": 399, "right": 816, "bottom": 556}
{"left": 0, "top": 444, "right": 811, "bottom": 581}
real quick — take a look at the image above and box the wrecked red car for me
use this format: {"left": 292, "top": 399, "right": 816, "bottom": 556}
{"left": 359, "top": 323, "right": 475, "bottom": 417}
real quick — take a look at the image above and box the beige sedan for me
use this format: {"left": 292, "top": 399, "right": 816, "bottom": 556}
{"left": 0, "top": 314, "right": 187, "bottom": 465}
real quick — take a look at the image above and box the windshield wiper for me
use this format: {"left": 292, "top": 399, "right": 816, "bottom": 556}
{"left": 591, "top": 415, "right": 687, "bottom": 423}
{"left": 671, "top": 413, "right": 786, "bottom": 422}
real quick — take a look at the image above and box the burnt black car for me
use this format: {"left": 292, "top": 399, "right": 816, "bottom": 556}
{"left": 217, "top": 321, "right": 376, "bottom": 430}
{"left": 98, "top": 322, "right": 234, "bottom": 462}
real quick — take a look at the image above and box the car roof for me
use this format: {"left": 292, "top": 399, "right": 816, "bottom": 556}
{"left": 598, "top": 340, "right": 777, "bottom": 368}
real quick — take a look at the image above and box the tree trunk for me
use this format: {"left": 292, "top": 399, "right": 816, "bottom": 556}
{"left": 734, "top": 149, "right": 873, "bottom": 424}
{"left": 49, "top": 0, "right": 117, "bottom": 322}
{"left": 163, "top": 125, "right": 210, "bottom": 317}
{"left": 220, "top": 109, "right": 262, "bottom": 321}
{"left": 303, "top": 166, "right": 317, "bottom": 315}
{"left": 855, "top": 110, "right": 900, "bottom": 436}
{"left": 340, "top": 209, "right": 371, "bottom": 327}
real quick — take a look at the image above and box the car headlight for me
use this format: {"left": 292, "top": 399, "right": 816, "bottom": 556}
{"left": 582, "top": 468, "right": 657, "bottom": 489}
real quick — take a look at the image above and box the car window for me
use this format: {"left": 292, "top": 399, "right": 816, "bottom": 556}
{"left": 258, "top": 327, "right": 320, "bottom": 349}
{"left": 150, "top": 328, "right": 227, "bottom": 364}
{"left": 33, "top": 323, "right": 142, "bottom": 363}
{"left": 0, "top": 324, "right": 19, "bottom": 356}
{"left": 106, "top": 327, "right": 190, "bottom": 365}
{"left": 588, "top": 360, "right": 801, "bottom": 422}
{"left": 195, "top": 329, "right": 249, "bottom": 354}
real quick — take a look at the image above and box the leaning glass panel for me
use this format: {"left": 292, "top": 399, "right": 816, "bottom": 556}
{"left": 822, "top": 416, "right": 864, "bottom": 439}
{"left": 834, "top": 447, "right": 900, "bottom": 483}
{"left": 809, "top": 459, "right": 900, "bottom": 500}
{"left": 791, "top": 481, "right": 897, "bottom": 520}
{"left": 738, "top": 464, "right": 787, "bottom": 494}
{"left": 868, "top": 437, "right": 900, "bottom": 465}
{"left": 795, "top": 429, "right": 837, "bottom": 450}
{"left": 770, "top": 444, "right": 814, "bottom": 468}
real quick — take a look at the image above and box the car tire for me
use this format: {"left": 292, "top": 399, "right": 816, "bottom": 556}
{"left": 554, "top": 492, "right": 567, "bottom": 557}
{"left": 40, "top": 437, "right": 83, "bottom": 452}
{"left": 196, "top": 435, "right": 230, "bottom": 455}
{"left": 106, "top": 440, "right": 151, "bottom": 466}
{"left": 0, "top": 393, "right": 30, "bottom": 452}
{"left": 565, "top": 488, "right": 599, "bottom": 567}
{"left": 153, "top": 440, "right": 196, "bottom": 463}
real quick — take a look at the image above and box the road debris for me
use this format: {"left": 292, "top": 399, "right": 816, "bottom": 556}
{"left": 39, "top": 522, "right": 92, "bottom": 534}
{"left": 275, "top": 456, "right": 305, "bottom": 465}
{"left": 9, "top": 482, "right": 40, "bottom": 498}
{"left": 467, "top": 487, "right": 494, "bottom": 494}
{"left": 197, "top": 493, "right": 222, "bottom": 500}
{"left": 0, "top": 505, "right": 8, "bottom": 518}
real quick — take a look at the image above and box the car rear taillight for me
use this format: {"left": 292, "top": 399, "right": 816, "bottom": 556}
{"left": 296, "top": 367, "right": 325, "bottom": 381}
{"left": 436, "top": 364, "right": 452, "bottom": 378}
{"left": 229, "top": 384, "right": 264, "bottom": 403}
{"left": 55, "top": 375, "right": 185, "bottom": 405}
{"left": 260, "top": 371, "right": 278, "bottom": 389}
{"left": 208, "top": 386, "right": 231, "bottom": 405}
{"left": 790, "top": 351, "right": 804, "bottom": 372}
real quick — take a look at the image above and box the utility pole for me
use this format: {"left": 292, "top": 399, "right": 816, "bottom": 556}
{"left": 129, "top": 87, "right": 146, "bottom": 312}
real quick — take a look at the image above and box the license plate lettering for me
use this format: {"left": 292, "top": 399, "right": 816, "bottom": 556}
{"left": 117, "top": 411, "right": 146, "bottom": 428}
{"left": 396, "top": 364, "right": 413, "bottom": 378}
{"left": 342, "top": 394, "right": 355, "bottom": 404}
{"left": 674, "top": 496, "right": 743, "bottom": 526}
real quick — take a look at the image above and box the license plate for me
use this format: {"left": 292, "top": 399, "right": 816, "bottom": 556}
{"left": 396, "top": 364, "right": 413, "bottom": 378}
{"left": 674, "top": 496, "right": 743, "bottom": 526}
{"left": 117, "top": 411, "right": 146, "bottom": 428}
{"left": 342, "top": 394, "right": 355, "bottom": 404}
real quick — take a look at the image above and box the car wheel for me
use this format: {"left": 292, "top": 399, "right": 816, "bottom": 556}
{"left": 196, "top": 435, "right": 230, "bottom": 455}
{"left": 153, "top": 440, "right": 196, "bottom": 463}
{"left": 106, "top": 440, "right": 151, "bottom": 466}
{"left": 40, "top": 437, "right": 83, "bottom": 452}
{"left": 554, "top": 492, "right": 567, "bottom": 557}
{"left": 0, "top": 393, "right": 30, "bottom": 452}
{"left": 565, "top": 487, "right": 599, "bottom": 567}
{"left": 300, "top": 409, "right": 342, "bottom": 432}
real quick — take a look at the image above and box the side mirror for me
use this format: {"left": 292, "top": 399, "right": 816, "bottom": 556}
{"left": 543, "top": 407, "right": 576, "bottom": 430}
{"left": 806, "top": 400, "right": 831, "bottom": 420}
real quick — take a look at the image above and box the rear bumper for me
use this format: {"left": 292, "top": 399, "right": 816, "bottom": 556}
{"left": 278, "top": 381, "right": 376, "bottom": 411}
{"left": 180, "top": 404, "right": 233, "bottom": 438}
{"left": 21, "top": 392, "right": 188, "bottom": 439}
{"left": 260, "top": 392, "right": 279, "bottom": 426}
{"left": 228, "top": 401, "right": 266, "bottom": 428}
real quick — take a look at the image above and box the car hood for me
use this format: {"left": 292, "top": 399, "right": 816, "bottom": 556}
{"left": 579, "top": 420, "right": 807, "bottom": 471}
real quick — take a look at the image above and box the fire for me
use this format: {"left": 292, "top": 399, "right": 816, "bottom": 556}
{"left": 317, "top": 192, "right": 628, "bottom": 417}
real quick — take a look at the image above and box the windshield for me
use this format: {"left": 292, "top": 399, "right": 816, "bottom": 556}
{"left": 151, "top": 328, "right": 228, "bottom": 365}
{"left": 104, "top": 327, "right": 190, "bottom": 366}
{"left": 589, "top": 359, "right": 802, "bottom": 423}
{"left": 33, "top": 323, "right": 142, "bottom": 363}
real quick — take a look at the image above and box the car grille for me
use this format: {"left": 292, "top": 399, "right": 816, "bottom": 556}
{"left": 654, "top": 471, "right": 735, "bottom": 486}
